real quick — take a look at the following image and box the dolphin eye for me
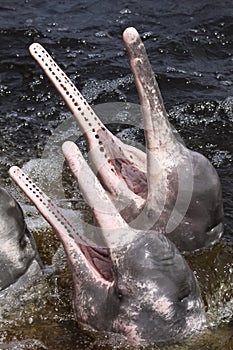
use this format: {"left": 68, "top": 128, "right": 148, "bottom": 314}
{"left": 118, "top": 290, "right": 123, "bottom": 300}
{"left": 178, "top": 286, "right": 191, "bottom": 303}
{"left": 19, "top": 235, "right": 27, "bottom": 249}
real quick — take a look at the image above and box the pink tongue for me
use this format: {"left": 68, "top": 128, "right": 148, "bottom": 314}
{"left": 80, "top": 245, "right": 114, "bottom": 282}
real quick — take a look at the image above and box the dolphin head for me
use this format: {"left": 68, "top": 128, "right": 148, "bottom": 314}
{"left": 69, "top": 231, "right": 204, "bottom": 344}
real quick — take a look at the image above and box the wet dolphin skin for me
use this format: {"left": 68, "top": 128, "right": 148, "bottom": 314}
{"left": 0, "top": 188, "right": 42, "bottom": 292}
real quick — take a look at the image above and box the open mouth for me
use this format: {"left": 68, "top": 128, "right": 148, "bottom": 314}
{"left": 79, "top": 244, "right": 114, "bottom": 282}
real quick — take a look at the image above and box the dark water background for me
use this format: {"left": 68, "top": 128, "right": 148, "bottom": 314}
{"left": 0, "top": 0, "right": 232, "bottom": 349}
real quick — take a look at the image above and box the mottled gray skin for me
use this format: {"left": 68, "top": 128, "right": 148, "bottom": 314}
{"left": 0, "top": 188, "right": 42, "bottom": 292}
{"left": 27, "top": 27, "right": 223, "bottom": 253}
{"left": 72, "top": 232, "right": 205, "bottom": 343}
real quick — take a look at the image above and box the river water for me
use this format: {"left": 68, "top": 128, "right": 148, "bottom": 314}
{"left": 0, "top": 0, "right": 232, "bottom": 349}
